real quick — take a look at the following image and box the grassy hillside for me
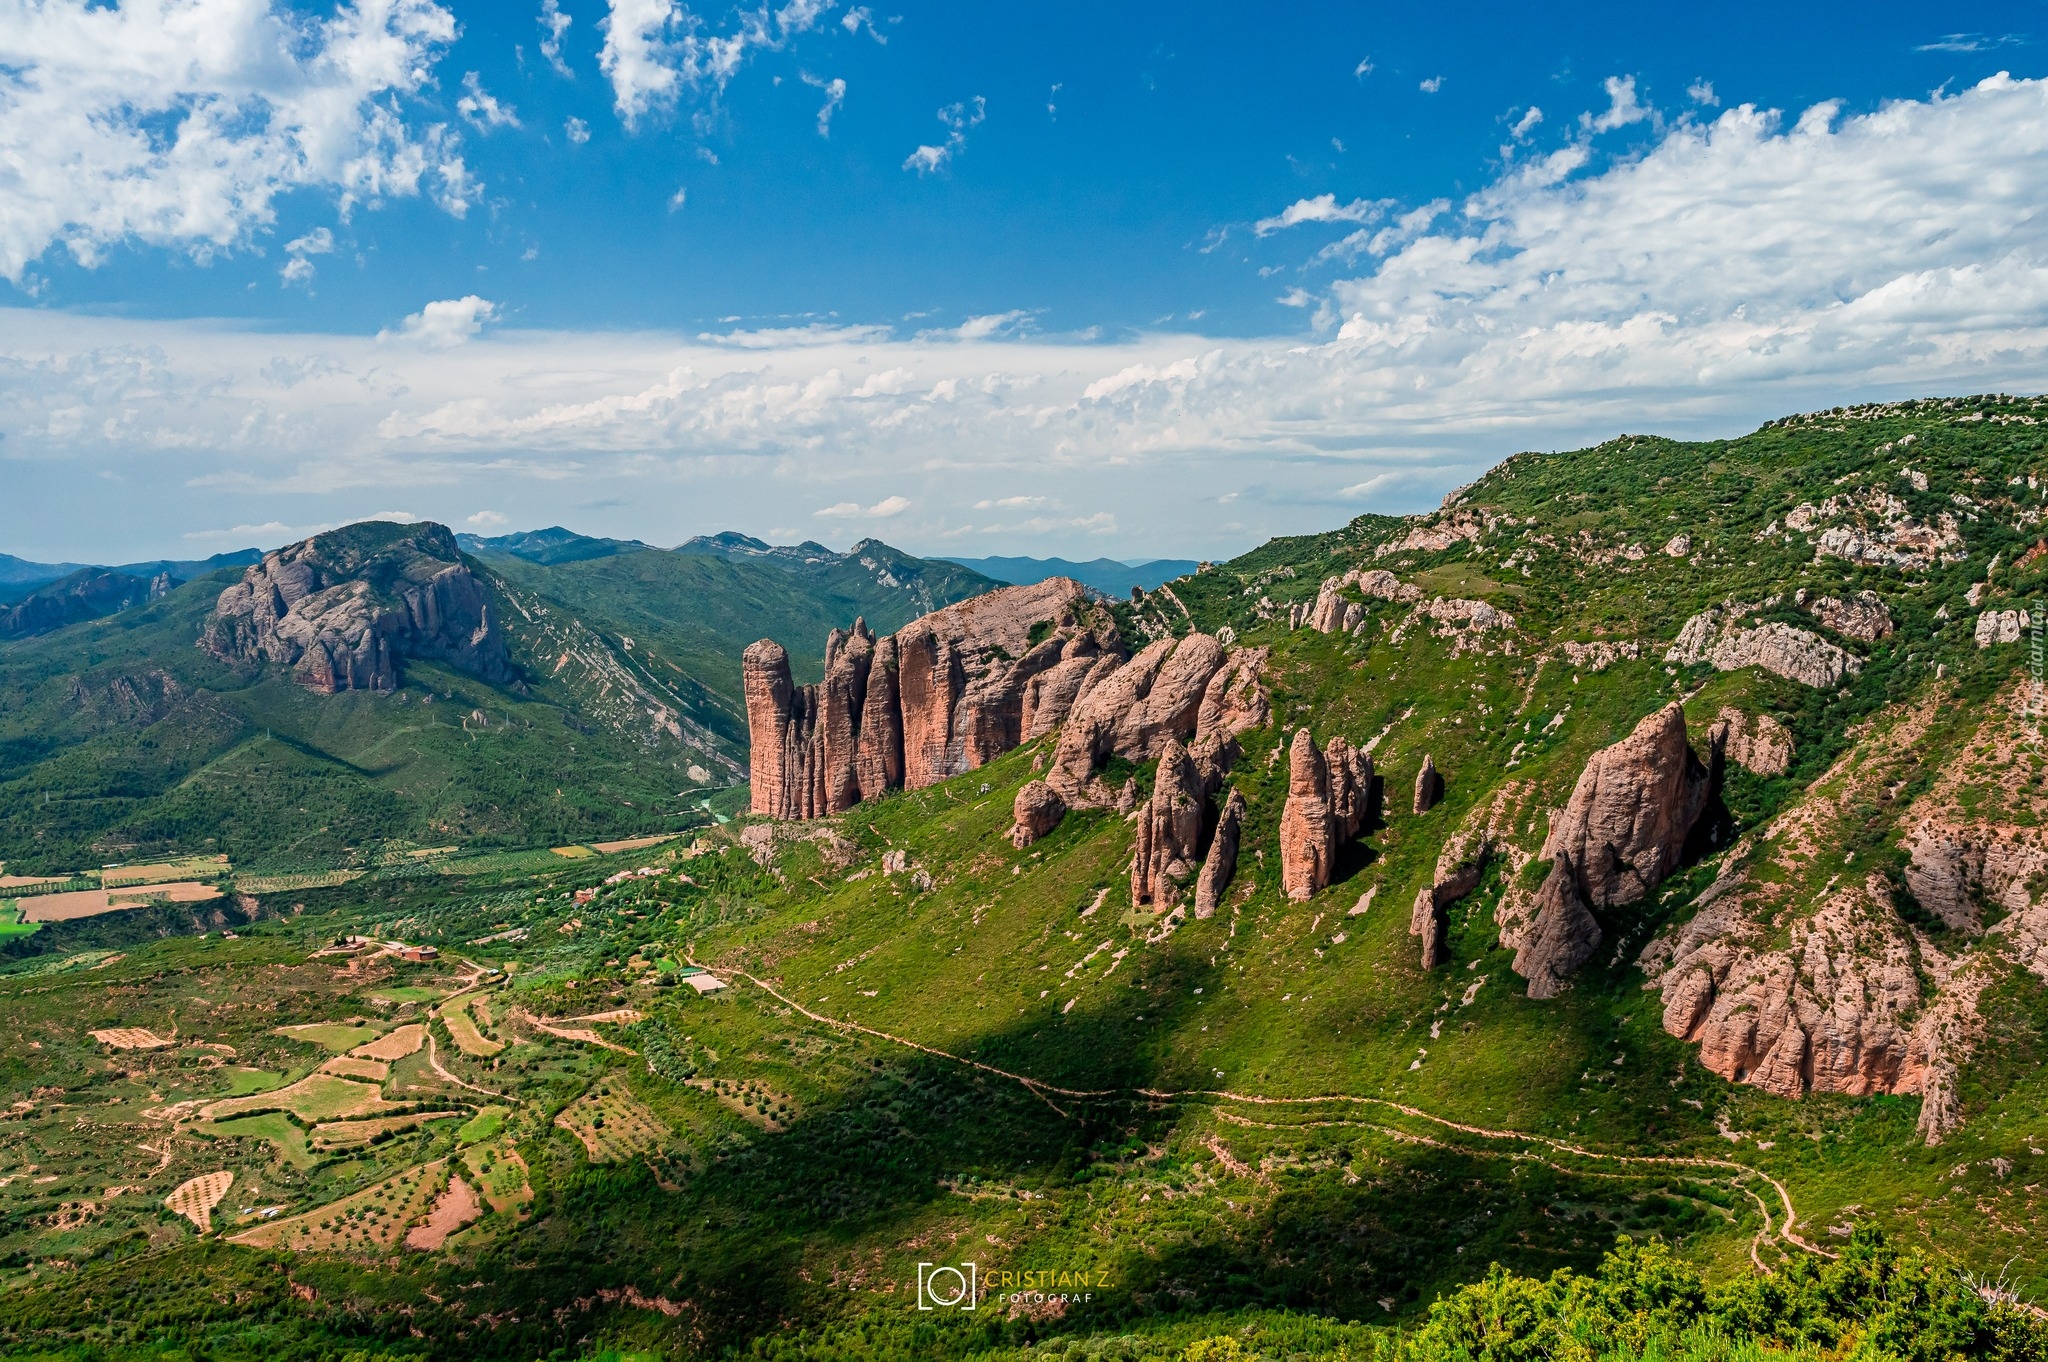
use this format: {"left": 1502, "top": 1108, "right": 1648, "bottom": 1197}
{"left": 0, "top": 539, "right": 995, "bottom": 877}
{"left": 1, "top": 397, "right": 2045, "bottom": 1362}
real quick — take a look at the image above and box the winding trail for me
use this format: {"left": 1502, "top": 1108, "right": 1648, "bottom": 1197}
{"left": 721, "top": 965, "right": 1835, "bottom": 1266}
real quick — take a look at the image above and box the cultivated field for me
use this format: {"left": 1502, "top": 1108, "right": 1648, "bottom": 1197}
{"left": 229, "top": 1161, "right": 445, "bottom": 1254}
{"left": 163, "top": 1170, "right": 234, "bottom": 1232}
{"left": 22, "top": 880, "right": 221, "bottom": 922}
{"left": 203, "top": 1074, "right": 392, "bottom": 1123}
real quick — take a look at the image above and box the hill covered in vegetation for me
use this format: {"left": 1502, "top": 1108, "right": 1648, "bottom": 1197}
{"left": 1, "top": 395, "right": 2046, "bottom": 1362}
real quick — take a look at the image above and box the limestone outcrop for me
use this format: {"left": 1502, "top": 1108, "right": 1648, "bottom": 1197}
{"left": 1666, "top": 605, "right": 1861, "bottom": 688}
{"left": 202, "top": 521, "right": 513, "bottom": 695}
{"left": 1279, "top": 729, "right": 1373, "bottom": 901}
{"left": 1806, "top": 590, "right": 1894, "bottom": 642}
{"left": 1541, "top": 702, "right": 1716, "bottom": 910}
{"left": 1710, "top": 707, "right": 1794, "bottom": 778}
{"left": 1193, "top": 788, "right": 1245, "bottom": 919}
{"left": 746, "top": 577, "right": 1107, "bottom": 819}
{"left": 1010, "top": 780, "right": 1066, "bottom": 849}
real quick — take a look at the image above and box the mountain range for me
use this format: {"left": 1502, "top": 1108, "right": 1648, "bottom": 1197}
{"left": 941, "top": 552, "right": 1202, "bottom": 596}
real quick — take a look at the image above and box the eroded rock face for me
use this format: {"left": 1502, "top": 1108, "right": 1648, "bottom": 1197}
{"left": 1010, "top": 779, "right": 1067, "bottom": 849}
{"left": 747, "top": 578, "right": 1106, "bottom": 819}
{"left": 1131, "top": 740, "right": 1206, "bottom": 908}
{"left": 1541, "top": 702, "right": 1715, "bottom": 910}
{"left": 1279, "top": 730, "right": 1373, "bottom": 901}
{"left": 202, "top": 521, "right": 512, "bottom": 695}
{"left": 1046, "top": 632, "right": 1261, "bottom": 806}
{"left": 1636, "top": 691, "right": 2039, "bottom": 1144}
{"left": 1666, "top": 605, "right": 1861, "bottom": 688}
{"left": 1413, "top": 755, "right": 1444, "bottom": 814}
{"left": 1711, "top": 707, "right": 1794, "bottom": 778}
{"left": 1807, "top": 590, "right": 1894, "bottom": 642}
{"left": 1280, "top": 730, "right": 1334, "bottom": 902}
{"left": 1193, "top": 788, "right": 1245, "bottom": 919}
{"left": 1512, "top": 854, "right": 1603, "bottom": 1000}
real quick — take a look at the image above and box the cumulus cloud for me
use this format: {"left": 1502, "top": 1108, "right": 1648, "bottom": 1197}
{"left": 13, "top": 74, "right": 2048, "bottom": 555}
{"left": 380, "top": 296, "right": 499, "bottom": 347}
{"left": 458, "top": 71, "right": 520, "bottom": 130}
{"left": 0, "top": 0, "right": 474, "bottom": 283}
{"left": 539, "top": 0, "right": 574, "bottom": 76}
{"left": 841, "top": 6, "right": 884, "bottom": 42}
{"left": 1509, "top": 107, "right": 1543, "bottom": 139}
{"left": 1581, "top": 74, "right": 1650, "bottom": 133}
{"left": 1253, "top": 194, "right": 1383, "bottom": 236}
{"left": 467, "top": 510, "right": 508, "bottom": 527}
{"left": 599, "top": 0, "right": 835, "bottom": 127}
{"left": 280, "top": 227, "right": 336, "bottom": 287}
{"left": 904, "top": 96, "right": 985, "bottom": 174}
{"left": 1419, "top": 76, "right": 1443, "bottom": 93}
{"left": 565, "top": 116, "right": 592, "bottom": 144}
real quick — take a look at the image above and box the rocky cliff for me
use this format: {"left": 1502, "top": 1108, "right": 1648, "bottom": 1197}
{"left": 201, "top": 521, "right": 513, "bottom": 694}
{"left": 745, "top": 578, "right": 1118, "bottom": 818}
{"left": 1280, "top": 729, "right": 1373, "bottom": 902}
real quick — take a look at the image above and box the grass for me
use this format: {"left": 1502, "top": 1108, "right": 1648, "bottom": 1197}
{"left": 456, "top": 1105, "right": 506, "bottom": 1144}
{"left": 275, "top": 1022, "right": 381, "bottom": 1052}
{"left": 202, "top": 1112, "right": 315, "bottom": 1169}
{"left": 203, "top": 1073, "right": 393, "bottom": 1123}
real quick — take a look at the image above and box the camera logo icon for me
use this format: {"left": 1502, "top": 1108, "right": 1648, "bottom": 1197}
{"left": 916, "top": 1261, "right": 978, "bottom": 1311}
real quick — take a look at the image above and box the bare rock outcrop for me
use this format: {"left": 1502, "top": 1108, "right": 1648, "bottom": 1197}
{"left": 1665, "top": 604, "right": 1861, "bottom": 688}
{"left": 1975, "top": 609, "right": 2032, "bottom": 647}
{"left": 1192, "top": 788, "right": 1245, "bottom": 919}
{"left": 1010, "top": 780, "right": 1066, "bottom": 849}
{"left": 1710, "top": 707, "right": 1794, "bottom": 778}
{"left": 1540, "top": 702, "right": 1716, "bottom": 911}
{"left": 1511, "top": 854, "right": 1603, "bottom": 999}
{"left": 1046, "top": 632, "right": 1263, "bottom": 806}
{"left": 1413, "top": 755, "right": 1443, "bottom": 814}
{"left": 1131, "top": 740, "right": 1207, "bottom": 908}
{"left": 1637, "top": 691, "right": 2042, "bottom": 1144}
{"left": 1279, "top": 729, "right": 1373, "bottom": 901}
{"left": 747, "top": 577, "right": 1109, "bottom": 819}
{"left": 1805, "top": 589, "right": 1894, "bottom": 642}
{"left": 202, "top": 520, "right": 512, "bottom": 695}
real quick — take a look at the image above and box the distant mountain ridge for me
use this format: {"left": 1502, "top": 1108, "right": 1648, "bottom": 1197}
{"left": 943, "top": 553, "right": 1202, "bottom": 596}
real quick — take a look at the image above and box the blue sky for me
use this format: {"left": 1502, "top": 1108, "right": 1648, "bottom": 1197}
{"left": 3, "top": 1, "right": 2048, "bottom": 563}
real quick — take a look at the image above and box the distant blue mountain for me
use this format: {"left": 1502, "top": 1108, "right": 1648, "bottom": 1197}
{"left": 457, "top": 525, "right": 648, "bottom": 565}
{"left": 0, "top": 548, "right": 260, "bottom": 606}
{"left": 941, "top": 555, "right": 1202, "bottom": 597}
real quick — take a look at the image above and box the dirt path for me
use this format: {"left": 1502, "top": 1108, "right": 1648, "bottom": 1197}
{"left": 722, "top": 965, "right": 1833, "bottom": 1266}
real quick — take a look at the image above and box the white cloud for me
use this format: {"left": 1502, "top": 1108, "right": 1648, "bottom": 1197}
{"left": 280, "top": 227, "right": 335, "bottom": 286}
{"left": 539, "top": 0, "right": 574, "bottom": 76}
{"left": 802, "top": 72, "right": 846, "bottom": 136}
{"left": 1419, "top": 76, "right": 1443, "bottom": 93}
{"left": 1254, "top": 193, "right": 1381, "bottom": 236}
{"left": 1688, "top": 79, "right": 1718, "bottom": 107}
{"left": 1048, "top": 82, "right": 1060, "bottom": 120}
{"left": 816, "top": 495, "right": 911, "bottom": 519}
{"left": 0, "top": 0, "right": 473, "bottom": 283}
{"left": 458, "top": 72, "right": 520, "bottom": 130}
{"left": 904, "top": 96, "right": 985, "bottom": 175}
{"left": 1582, "top": 75, "right": 1650, "bottom": 133}
{"left": 16, "top": 74, "right": 2048, "bottom": 558}
{"left": 974, "top": 495, "right": 1047, "bottom": 509}
{"left": 599, "top": 0, "right": 835, "bottom": 127}
{"left": 565, "top": 116, "right": 592, "bottom": 144}
{"left": 841, "top": 6, "right": 884, "bottom": 42}
{"left": 668, "top": 186, "right": 688, "bottom": 212}
{"left": 380, "top": 296, "right": 499, "bottom": 347}
{"left": 1917, "top": 33, "right": 2026, "bottom": 53}
{"left": 1276, "top": 287, "right": 1313, "bottom": 308}
{"left": 932, "top": 310, "right": 1030, "bottom": 341}
{"left": 1353, "top": 57, "right": 1373, "bottom": 79}
{"left": 467, "top": 510, "right": 508, "bottom": 527}
{"left": 1510, "top": 107, "right": 1543, "bottom": 139}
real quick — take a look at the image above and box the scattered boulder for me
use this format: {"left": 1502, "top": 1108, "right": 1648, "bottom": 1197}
{"left": 1413, "top": 755, "right": 1443, "bottom": 814}
{"left": 1010, "top": 780, "right": 1066, "bottom": 849}
{"left": 1668, "top": 605, "right": 1862, "bottom": 688}
{"left": 1662, "top": 534, "right": 1692, "bottom": 558}
{"left": 1350, "top": 569, "right": 1423, "bottom": 604}
{"left": 1192, "top": 788, "right": 1245, "bottom": 919}
{"left": 203, "top": 521, "right": 513, "bottom": 695}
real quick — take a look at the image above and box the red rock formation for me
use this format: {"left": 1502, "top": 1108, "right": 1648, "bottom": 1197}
{"left": 1411, "top": 832, "right": 1489, "bottom": 970}
{"left": 1193, "top": 788, "right": 1245, "bottom": 919}
{"left": 1511, "top": 853, "right": 1603, "bottom": 999}
{"left": 1131, "top": 740, "right": 1206, "bottom": 908}
{"left": 1010, "top": 779, "right": 1066, "bottom": 849}
{"left": 746, "top": 577, "right": 1110, "bottom": 819}
{"left": 1280, "top": 730, "right": 1334, "bottom": 901}
{"left": 1541, "top": 702, "right": 1715, "bottom": 908}
{"left": 1710, "top": 707, "right": 1793, "bottom": 778}
{"left": 1046, "top": 633, "right": 1251, "bottom": 804}
{"left": 1413, "top": 755, "right": 1443, "bottom": 814}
